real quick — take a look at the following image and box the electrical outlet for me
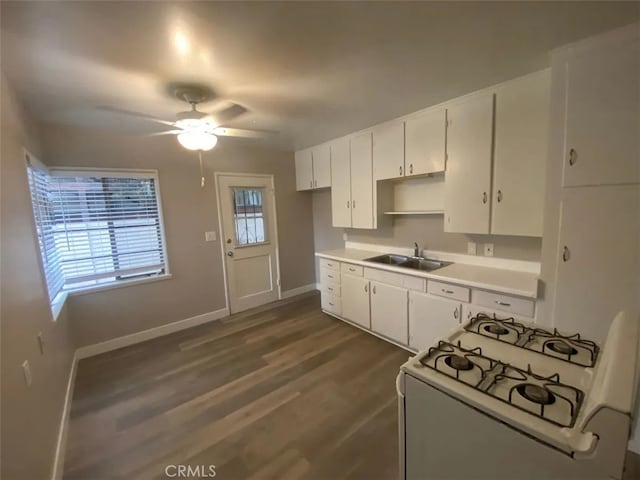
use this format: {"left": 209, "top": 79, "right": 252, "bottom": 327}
{"left": 205, "top": 231, "right": 216, "bottom": 242}
{"left": 37, "top": 332, "right": 45, "bottom": 355}
{"left": 22, "top": 360, "right": 32, "bottom": 387}
{"left": 484, "top": 243, "right": 494, "bottom": 257}
{"left": 467, "top": 242, "right": 477, "bottom": 255}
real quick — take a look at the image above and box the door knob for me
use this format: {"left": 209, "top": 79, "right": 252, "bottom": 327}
{"left": 227, "top": 251, "right": 234, "bottom": 257}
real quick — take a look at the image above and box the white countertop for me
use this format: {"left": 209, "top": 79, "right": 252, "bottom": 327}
{"left": 316, "top": 248, "right": 539, "bottom": 298}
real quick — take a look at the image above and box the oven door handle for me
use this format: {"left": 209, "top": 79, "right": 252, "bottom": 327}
{"left": 396, "top": 372, "right": 404, "bottom": 397}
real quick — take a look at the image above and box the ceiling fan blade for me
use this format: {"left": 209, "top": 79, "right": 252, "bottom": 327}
{"left": 146, "top": 129, "right": 183, "bottom": 137}
{"left": 205, "top": 103, "right": 248, "bottom": 125}
{"left": 213, "top": 127, "right": 277, "bottom": 139}
{"left": 96, "top": 106, "right": 176, "bottom": 127}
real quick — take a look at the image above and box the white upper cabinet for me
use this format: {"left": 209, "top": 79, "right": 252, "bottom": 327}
{"left": 294, "top": 148, "right": 313, "bottom": 191}
{"left": 370, "top": 281, "right": 408, "bottom": 345}
{"left": 405, "top": 107, "right": 447, "bottom": 177}
{"left": 444, "top": 93, "right": 494, "bottom": 234}
{"left": 330, "top": 138, "right": 352, "bottom": 228}
{"left": 312, "top": 144, "right": 331, "bottom": 188}
{"left": 373, "top": 121, "right": 405, "bottom": 180}
{"left": 350, "top": 132, "right": 375, "bottom": 229}
{"left": 492, "top": 70, "right": 550, "bottom": 237}
{"left": 563, "top": 31, "right": 639, "bottom": 187}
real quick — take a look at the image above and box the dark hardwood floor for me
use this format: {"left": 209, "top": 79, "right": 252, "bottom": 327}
{"left": 63, "top": 292, "right": 640, "bottom": 479}
{"left": 63, "top": 292, "right": 408, "bottom": 480}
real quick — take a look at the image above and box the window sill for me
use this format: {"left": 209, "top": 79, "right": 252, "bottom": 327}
{"left": 51, "top": 291, "right": 69, "bottom": 322}
{"left": 66, "top": 274, "right": 173, "bottom": 298}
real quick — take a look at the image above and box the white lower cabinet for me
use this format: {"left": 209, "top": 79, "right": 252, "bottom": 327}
{"left": 370, "top": 281, "right": 409, "bottom": 344}
{"left": 409, "top": 292, "right": 462, "bottom": 351}
{"left": 341, "top": 274, "right": 371, "bottom": 329}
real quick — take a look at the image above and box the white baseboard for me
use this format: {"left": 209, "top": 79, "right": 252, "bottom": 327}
{"left": 75, "top": 307, "right": 230, "bottom": 359}
{"left": 281, "top": 283, "right": 318, "bottom": 299}
{"left": 51, "top": 353, "right": 77, "bottom": 480}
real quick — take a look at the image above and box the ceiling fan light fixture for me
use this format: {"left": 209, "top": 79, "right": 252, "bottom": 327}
{"left": 177, "top": 131, "right": 218, "bottom": 151}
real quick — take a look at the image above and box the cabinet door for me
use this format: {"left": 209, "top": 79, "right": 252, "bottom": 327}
{"left": 405, "top": 107, "right": 446, "bottom": 176}
{"left": 563, "top": 34, "right": 639, "bottom": 187}
{"left": 341, "top": 274, "right": 370, "bottom": 329}
{"left": 350, "top": 132, "right": 374, "bottom": 229}
{"left": 409, "top": 292, "right": 461, "bottom": 350}
{"left": 444, "top": 93, "right": 494, "bottom": 234}
{"left": 295, "top": 149, "right": 314, "bottom": 191}
{"left": 370, "top": 281, "right": 408, "bottom": 344}
{"left": 330, "top": 138, "right": 352, "bottom": 228}
{"left": 373, "top": 121, "right": 405, "bottom": 180}
{"left": 492, "top": 71, "right": 550, "bottom": 237}
{"left": 312, "top": 143, "right": 331, "bottom": 188}
{"left": 553, "top": 185, "right": 639, "bottom": 342}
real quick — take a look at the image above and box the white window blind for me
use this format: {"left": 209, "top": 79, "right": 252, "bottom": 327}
{"left": 26, "top": 160, "right": 168, "bottom": 299}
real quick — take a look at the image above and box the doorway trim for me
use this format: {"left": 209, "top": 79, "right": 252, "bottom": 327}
{"left": 214, "top": 172, "right": 282, "bottom": 313}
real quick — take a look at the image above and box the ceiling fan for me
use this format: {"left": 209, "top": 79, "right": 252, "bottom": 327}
{"left": 98, "top": 83, "right": 277, "bottom": 186}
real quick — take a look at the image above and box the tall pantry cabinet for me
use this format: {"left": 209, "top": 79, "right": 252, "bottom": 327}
{"left": 539, "top": 24, "right": 639, "bottom": 342}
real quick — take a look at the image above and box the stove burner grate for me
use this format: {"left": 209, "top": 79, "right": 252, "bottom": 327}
{"left": 546, "top": 340, "right": 578, "bottom": 356}
{"left": 483, "top": 324, "right": 510, "bottom": 336}
{"left": 515, "top": 383, "right": 556, "bottom": 406}
{"left": 445, "top": 354, "right": 474, "bottom": 371}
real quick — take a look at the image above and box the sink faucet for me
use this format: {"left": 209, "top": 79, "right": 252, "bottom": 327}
{"left": 413, "top": 242, "right": 420, "bottom": 258}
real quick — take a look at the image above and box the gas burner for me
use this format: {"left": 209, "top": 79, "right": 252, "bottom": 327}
{"left": 464, "top": 314, "right": 600, "bottom": 367}
{"left": 516, "top": 383, "right": 556, "bottom": 406}
{"left": 546, "top": 340, "right": 578, "bottom": 356}
{"left": 445, "top": 354, "right": 474, "bottom": 371}
{"left": 483, "top": 324, "right": 510, "bottom": 336}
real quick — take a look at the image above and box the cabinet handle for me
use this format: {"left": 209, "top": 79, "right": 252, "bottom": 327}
{"left": 329, "top": 302, "right": 334, "bottom": 306}
{"left": 568, "top": 148, "right": 577, "bottom": 166}
{"left": 453, "top": 308, "right": 459, "bottom": 320}
{"left": 562, "top": 246, "right": 570, "bottom": 262}
{"left": 327, "top": 263, "right": 334, "bottom": 267}
{"left": 349, "top": 267, "right": 356, "bottom": 272}
{"left": 364, "top": 284, "right": 368, "bottom": 293}
{"left": 482, "top": 192, "right": 488, "bottom": 204}
{"left": 497, "top": 190, "right": 502, "bottom": 203}
{"left": 373, "top": 285, "right": 377, "bottom": 294}
{"left": 327, "top": 287, "right": 333, "bottom": 292}
{"left": 328, "top": 274, "right": 334, "bottom": 279}
{"left": 346, "top": 200, "right": 350, "bottom": 209}
{"left": 399, "top": 165, "right": 403, "bottom": 176}
{"left": 442, "top": 288, "right": 455, "bottom": 294}
{"left": 495, "top": 301, "right": 511, "bottom": 307}
{"left": 409, "top": 164, "right": 413, "bottom": 174}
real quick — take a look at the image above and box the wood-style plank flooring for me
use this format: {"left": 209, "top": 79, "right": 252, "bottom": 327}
{"left": 63, "top": 292, "right": 640, "bottom": 479}
{"left": 63, "top": 292, "right": 408, "bottom": 479}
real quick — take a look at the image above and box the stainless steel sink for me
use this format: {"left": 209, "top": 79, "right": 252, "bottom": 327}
{"left": 365, "top": 254, "right": 411, "bottom": 265}
{"left": 364, "top": 254, "right": 452, "bottom": 272}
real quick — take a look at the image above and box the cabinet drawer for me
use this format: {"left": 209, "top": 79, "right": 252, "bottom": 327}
{"left": 462, "top": 303, "right": 530, "bottom": 325}
{"left": 323, "top": 280, "right": 341, "bottom": 297}
{"left": 321, "top": 292, "right": 342, "bottom": 316}
{"left": 403, "top": 276, "right": 426, "bottom": 292}
{"left": 341, "top": 263, "right": 363, "bottom": 276}
{"left": 427, "top": 280, "right": 470, "bottom": 302}
{"left": 320, "top": 267, "right": 340, "bottom": 284}
{"left": 473, "top": 290, "right": 535, "bottom": 318}
{"left": 319, "top": 258, "right": 340, "bottom": 271}
{"left": 364, "top": 267, "right": 404, "bottom": 287}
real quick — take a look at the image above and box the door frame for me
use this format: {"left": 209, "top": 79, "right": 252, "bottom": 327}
{"left": 214, "top": 172, "right": 282, "bottom": 313}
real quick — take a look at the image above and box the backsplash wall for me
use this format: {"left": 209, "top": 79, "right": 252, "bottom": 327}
{"left": 312, "top": 190, "right": 542, "bottom": 262}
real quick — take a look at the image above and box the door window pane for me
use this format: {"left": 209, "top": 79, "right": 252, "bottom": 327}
{"left": 232, "top": 188, "right": 266, "bottom": 245}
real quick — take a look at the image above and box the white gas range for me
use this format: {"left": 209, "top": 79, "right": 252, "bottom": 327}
{"left": 397, "top": 311, "right": 640, "bottom": 480}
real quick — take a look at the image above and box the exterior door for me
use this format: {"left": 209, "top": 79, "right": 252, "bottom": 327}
{"left": 217, "top": 174, "right": 280, "bottom": 313}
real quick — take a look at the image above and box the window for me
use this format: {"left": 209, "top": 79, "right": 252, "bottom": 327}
{"left": 232, "top": 187, "right": 266, "bottom": 246}
{"left": 25, "top": 156, "right": 168, "bottom": 301}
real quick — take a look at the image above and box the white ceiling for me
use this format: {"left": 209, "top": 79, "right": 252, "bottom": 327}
{"left": 2, "top": 2, "right": 638, "bottom": 150}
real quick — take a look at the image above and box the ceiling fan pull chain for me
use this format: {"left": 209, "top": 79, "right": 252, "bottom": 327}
{"left": 199, "top": 150, "right": 205, "bottom": 188}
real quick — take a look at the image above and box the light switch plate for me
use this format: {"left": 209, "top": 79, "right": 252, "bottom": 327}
{"left": 205, "top": 231, "right": 217, "bottom": 242}
{"left": 467, "top": 242, "right": 477, "bottom": 255}
{"left": 22, "top": 360, "right": 32, "bottom": 387}
{"left": 484, "top": 243, "right": 494, "bottom": 257}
